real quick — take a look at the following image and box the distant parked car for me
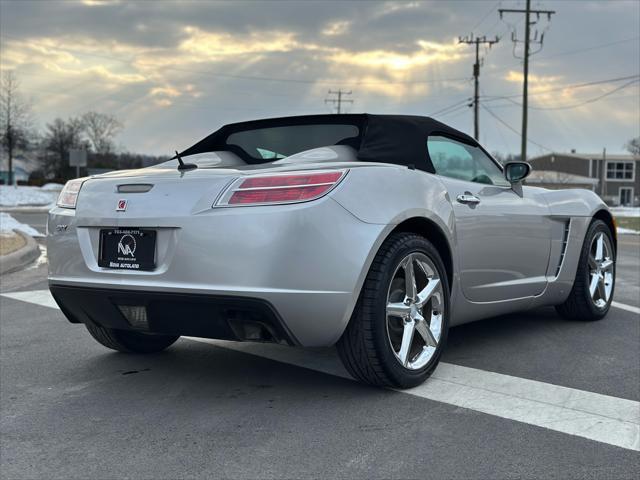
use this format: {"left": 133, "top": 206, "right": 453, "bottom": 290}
{"left": 48, "top": 114, "right": 616, "bottom": 388}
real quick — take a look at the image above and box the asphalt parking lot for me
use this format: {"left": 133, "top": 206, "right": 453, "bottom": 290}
{"left": 1, "top": 213, "right": 639, "bottom": 479}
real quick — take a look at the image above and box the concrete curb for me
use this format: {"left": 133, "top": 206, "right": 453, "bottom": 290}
{"left": 0, "top": 206, "right": 52, "bottom": 213}
{"left": 0, "top": 230, "right": 41, "bottom": 275}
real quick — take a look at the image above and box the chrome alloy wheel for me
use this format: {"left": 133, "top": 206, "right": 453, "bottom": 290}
{"left": 588, "top": 232, "right": 614, "bottom": 309}
{"left": 386, "top": 252, "right": 444, "bottom": 370}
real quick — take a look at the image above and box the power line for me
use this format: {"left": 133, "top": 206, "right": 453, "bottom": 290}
{"left": 499, "top": 0, "right": 556, "bottom": 160}
{"left": 481, "top": 74, "right": 640, "bottom": 101}
{"left": 428, "top": 97, "right": 472, "bottom": 117}
{"left": 441, "top": 105, "right": 474, "bottom": 122}
{"left": 324, "top": 89, "right": 353, "bottom": 114}
{"left": 482, "top": 86, "right": 512, "bottom": 154}
{"left": 476, "top": 36, "right": 640, "bottom": 82}
{"left": 480, "top": 103, "right": 554, "bottom": 153}
{"left": 482, "top": 92, "right": 640, "bottom": 109}
{"left": 539, "top": 35, "right": 640, "bottom": 60}
{"left": 458, "top": 34, "right": 500, "bottom": 140}
{"left": 496, "top": 78, "right": 640, "bottom": 110}
{"left": 468, "top": 1, "right": 501, "bottom": 33}
{"left": 435, "top": 102, "right": 473, "bottom": 119}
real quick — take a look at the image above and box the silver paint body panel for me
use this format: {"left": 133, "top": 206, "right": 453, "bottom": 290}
{"left": 48, "top": 146, "right": 611, "bottom": 346}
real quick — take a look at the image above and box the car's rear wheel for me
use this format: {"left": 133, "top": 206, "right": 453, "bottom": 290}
{"left": 555, "top": 219, "right": 615, "bottom": 321}
{"left": 337, "top": 233, "right": 450, "bottom": 388}
{"left": 85, "top": 323, "right": 179, "bottom": 353}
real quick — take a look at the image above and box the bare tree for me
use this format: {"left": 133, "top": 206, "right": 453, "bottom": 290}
{"left": 0, "top": 72, "right": 33, "bottom": 185}
{"left": 42, "top": 117, "right": 87, "bottom": 179}
{"left": 81, "top": 111, "right": 122, "bottom": 155}
{"left": 625, "top": 137, "right": 640, "bottom": 156}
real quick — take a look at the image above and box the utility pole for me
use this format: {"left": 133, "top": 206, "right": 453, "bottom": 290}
{"left": 458, "top": 34, "right": 499, "bottom": 140}
{"left": 499, "top": 0, "right": 555, "bottom": 161}
{"left": 325, "top": 89, "right": 353, "bottom": 114}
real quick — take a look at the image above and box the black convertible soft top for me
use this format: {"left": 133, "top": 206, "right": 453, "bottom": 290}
{"left": 177, "top": 114, "right": 479, "bottom": 173}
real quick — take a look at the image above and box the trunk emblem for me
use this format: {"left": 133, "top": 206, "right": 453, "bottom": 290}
{"left": 116, "top": 199, "right": 128, "bottom": 212}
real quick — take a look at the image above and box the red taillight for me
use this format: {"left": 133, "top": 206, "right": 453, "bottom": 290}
{"left": 56, "top": 178, "right": 88, "bottom": 209}
{"left": 217, "top": 170, "right": 347, "bottom": 207}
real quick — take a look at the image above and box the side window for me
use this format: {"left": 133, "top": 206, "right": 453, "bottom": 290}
{"left": 427, "top": 135, "right": 508, "bottom": 186}
{"left": 256, "top": 148, "right": 286, "bottom": 160}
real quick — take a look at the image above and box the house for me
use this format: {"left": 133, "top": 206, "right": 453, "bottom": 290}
{"left": 0, "top": 155, "right": 38, "bottom": 184}
{"left": 528, "top": 152, "right": 639, "bottom": 206}
{"left": 525, "top": 170, "right": 599, "bottom": 191}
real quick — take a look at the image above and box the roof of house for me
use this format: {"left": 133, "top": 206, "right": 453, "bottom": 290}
{"left": 530, "top": 152, "right": 639, "bottom": 162}
{"left": 526, "top": 170, "right": 599, "bottom": 185}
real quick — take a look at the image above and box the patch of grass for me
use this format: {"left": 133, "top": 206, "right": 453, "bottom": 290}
{"left": 0, "top": 233, "right": 26, "bottom": 256}
{"left": 615, "top": 217, "right": 640, "bottom": 231}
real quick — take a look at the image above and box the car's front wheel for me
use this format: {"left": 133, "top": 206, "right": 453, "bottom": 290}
{"left": 337, "top": 233, "right": 450, "bottom": 388}
{"left": 555, "top": 219, "right": 615, "bottom": 321}
{"left": 85, "top": 323, "right": 179, "bottom": 353}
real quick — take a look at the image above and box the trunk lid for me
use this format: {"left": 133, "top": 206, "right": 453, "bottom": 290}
{"left": 75, "top": 158, "right": 360, "bottom": 220}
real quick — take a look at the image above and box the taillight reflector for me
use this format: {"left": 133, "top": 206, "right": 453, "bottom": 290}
{"left": 56, "top": 178, "right": 88, "bottom": 209}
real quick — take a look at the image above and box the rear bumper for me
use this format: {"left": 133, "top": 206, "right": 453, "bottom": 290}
{"left": 47, "top": 197, "right": 387, "bottom": 346}
{"left": 50, "top": 284, "right": 298, "bottom": 345}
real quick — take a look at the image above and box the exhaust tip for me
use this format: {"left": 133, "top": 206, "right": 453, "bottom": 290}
{"left": 117, "top": 305, "right": 149, "bottom": 330}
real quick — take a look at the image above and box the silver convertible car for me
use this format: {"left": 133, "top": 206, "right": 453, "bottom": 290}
{"left": 48, "top": 114, "right": 616, "bottom": 388}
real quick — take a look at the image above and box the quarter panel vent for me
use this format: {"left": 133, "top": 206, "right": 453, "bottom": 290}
{"left": 555, "top": 220, "right": 571, "bottom": 277}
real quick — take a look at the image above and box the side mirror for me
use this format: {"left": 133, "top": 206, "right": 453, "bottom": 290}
{"left": 504, "top": 161, "right": 531, "bottom": 184}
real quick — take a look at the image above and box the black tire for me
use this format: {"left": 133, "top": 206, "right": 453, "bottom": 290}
{"left": 85, "top": 323, "right": 179, "bottom": 353}
{"left": 337, "top": 233, "right": 450, "bottom": 388}
{"left": 555, "top": 219, "right": 615, "bottom": 321}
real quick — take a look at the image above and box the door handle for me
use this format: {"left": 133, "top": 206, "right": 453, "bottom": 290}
{"left": 456, "top": 194, "right": 481, "bottom": 205}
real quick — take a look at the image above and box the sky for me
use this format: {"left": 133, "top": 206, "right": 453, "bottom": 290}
{"left": 0, "top": 0, "right": 639, "bottom": 157}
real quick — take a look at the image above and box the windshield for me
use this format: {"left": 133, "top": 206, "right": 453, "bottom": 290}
{"left": 226, "top": 124, "right": 360, "bottom": 161}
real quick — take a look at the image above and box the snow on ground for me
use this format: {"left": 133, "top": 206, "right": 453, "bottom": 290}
{"left": 0, "top": 212, "right": 44, "bottom": 237}
{"left": 611, "top": 207, "right": 640, "bottom": 218}
{"left": 0, "top": 185, "right": 58, "bottom": 207}
{"left": 41, "top": 183, "right": 64, "bottom": 191}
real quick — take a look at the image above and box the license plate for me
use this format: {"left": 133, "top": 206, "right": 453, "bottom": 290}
{"left": 99, "top": 228, "right": 156, "bottom": 271}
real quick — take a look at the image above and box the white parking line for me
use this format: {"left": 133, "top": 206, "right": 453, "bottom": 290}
{"left": 612, "top": 301, "right": 640, "bottom": 315}
{"left": 187, "top": 338, "right": 639, "bottom": 452}
{"left": 3, "top": 289, "right": 640, "bottom": 452}
{"left": 1, "top": 289, "right": 59, "bottom": 309}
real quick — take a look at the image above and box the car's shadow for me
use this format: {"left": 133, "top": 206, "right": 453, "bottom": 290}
{"left": 76, "top": 304, "right": 629, "bottom": 394}
{"left": 446, "top": 306, "right": 569, "bottom": 355}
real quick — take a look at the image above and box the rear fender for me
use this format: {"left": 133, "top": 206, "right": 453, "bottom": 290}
{"left": 534, "top": 187, "right": 613, "bottom": 306}
{"left": 330, "top": 166, "right": 458, "bottom": 336}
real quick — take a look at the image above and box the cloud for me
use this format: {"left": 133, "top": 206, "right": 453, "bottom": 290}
{"left": 330, "top": 40, "right": 463, "bottom": 71}
{"left": 178, "top": 26, "right": 303, "bottom": 58}
{"left": 0, "top": 0, "right": 638, "bottom": 155}
{"left": 81, "top": 0, "right": 122, "bottom": 6}
{"left": 322, "top": 20, "right": 350, "bottom": 37}
{"left": 150, "top": 86, "right": 182, "bottom": 98}
{"left": 1, "top": 36, "right": 148, "bottom": 87}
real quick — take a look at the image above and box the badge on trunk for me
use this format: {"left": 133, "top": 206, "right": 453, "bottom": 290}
{"left": 116, "top": 199, "right": 127, "bottom": 211}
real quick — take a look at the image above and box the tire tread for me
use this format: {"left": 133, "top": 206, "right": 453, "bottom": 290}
{"left": 85, "top": 322, "right": 178, "bottom": 353}
{"left": 337, "top": 233, "right": 447, "bottom": 388}
{"left": 555, "top": 219, "right": 614, "bottom": 321}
